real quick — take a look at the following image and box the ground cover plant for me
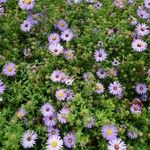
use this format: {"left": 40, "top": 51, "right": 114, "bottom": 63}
{"left": 0, "top": 0, "right": 150, "bottom": 149}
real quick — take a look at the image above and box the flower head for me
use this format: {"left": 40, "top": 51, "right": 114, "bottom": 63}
{"left": 50, "top": 70, "right": 63, "bottom": 82}
{"left": 108, "top": 138, "right": 126, "bottom": 150}
{"left": 47, "top": 127, "right": 60, "bottom": 137}
{"left": 40, "top": 103, "right": 54, "bottom": 117}
{"left": 95, "top": 83, "right": 105, "bottom": 94}
{"left": 46, "top": 135, "right": 63, "bottom": 150}
{"left": 16, "top": 108, "right": 26, "bottom": 119}
{"left": 48, "top": 33, "right": 60, "bottom": 44}
{"left": 21, "top": 19, "right": 32, "bottom": 32}
{"left": 130, "top": 104, "right": 142, "bottom": 114}
{"left": 55, "top": 89, "right": 67, "bottom": 101}
{"left": 61, "top": 29, "right": 74, "bottom": 42}
{"left": 101, "top": 125, "right": 118, "bottom": 141}
{"left": 63, "top": 133, "right": 76, "bottom": 148}
{"left": 2, "top": 62, "right": 16, "bottom": 77}
{"left": 64, "top": 49, "right": 75, "bottom": 60}
{"left": 21, "top": 130, "right": 38, "bottom": 149}
{"left": 18, "top": 0, "right": 35, "bottom": 10}
{"left": 94, "top": 49, "right": 107, "bottom": 62}
{"left": 136, "top": 23, "right": 149, "bottom": 36}
{"left": 108, "top": 81, "right": 123, "bottom": 96}
{"left": 57, "top": 107, "right": 70, "bottom": 124}
{"left": 96, "top": 68, "right": 107, "bottom": 79}
{"left": 56, "top": 19, "right": 68, "bottom": 31}
{"left": 43, "top": 116, "right": 56, "bottom": 127}
{"left": 135, "top": 83, "right": 148, "bottom": 94}
{"left": 48, "top": 44, "right": 63, "bottom": 56}
{"left": 132, "top": 39, "right": 147, "bottom": 52}
{"left": 144, "top": 0, "right": 150, "bottom": 9}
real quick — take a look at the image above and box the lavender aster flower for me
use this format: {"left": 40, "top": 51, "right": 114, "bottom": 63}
{"left": 57, "top": 107, "right": 70, "bottom": 124}
{"left": 127, "top": 131, "right": 138, "bottom": 139}
{"left": 65, "top": 89, "right": 74, "bottom": 101}
{"left": 56, "top": 19, "right": 68, "bottom": 31}
{"left": 47, "top": 127, "right": 60, "bottom": 137}
{"left": 50, "top": 70, "right": 62, "bottom": 83}
{"left": 40, "top": 103, "right": 54, "bottom": 117}
{"left": 2, "top": 62, "right": 16, "bottom": 77}
{"left": 63, "top": 133, "right": 76, "bottom": 148}
{"left": 18, "top": 0, "right": 35, "bottom": 10}
{"left": 0, "top": 79, "right": 6, "bottom": 95}
{"left": 23, "top": 47, "right": 31, "bottom": 57}
{"left": 64, "top": 49, "right": 75, "bottom": 60}
{"left": 130, "top": 104, "right": 142, "bottom": 114}
{"left": 101, "top": 125, "right": 118, "bottom": 141}
{"left": 48, "top": 33, "right": 60, "bottom": 44}
{"left": 95, "top": 83, "right": 105, "bottom": 94}
{"left": 108, "top": 138, "right": 126, "bottom": 150}
{"left": 21, "top": 130, "right": 37, "bottom": 149}
{"left": 132, "top": 39, "right": 147, "bottom": 52}
{"left": 114, "top": 0, "right": 125, "bottom": 8}
{"left": 108, "top": 81, "right": 123, "bottom": 96}
{"left": 96, "top": 68, "right": 107, "bottom": 79}
{"left": 85, "top": 116, "right": 95, "bottom": 129}
{"left": 43, "top": 116, "right": 56, "bottom": 127}
{"left": 144, "top": 0, "right": 150, "bottom": 9}
{"left": 135, "top": 83, "right": 148, "bottom": 94}
{"left": 46, "top": 135, "right": 63, "bottom": 150}
{"left": 16, "top": 108, "right": 27, "bottom": 119}
{"left": 112, "top": 59, "right": 120, "bottom": 66}
{"left": 137, "top": 8, "right": 150, "bottom": 19}
{"left": 21, "top": 20, "right": 32, "bottom": 32}
{"left": 0, "top": 0, "right": 7, "bottom": 3}
{"left": 61, "top": 29, "right": 74, "bottom": 42}
{"left": 48, "top": 44, "right": 64, "bottom": 56}
{"left": 136, "top": 23, "right": 149, "bottom": 36}
{"left": 55, "top": 89, "right": 67, "bottom": 101}
{"left": 94, "top": 49, "right": 107, "bottom": 62}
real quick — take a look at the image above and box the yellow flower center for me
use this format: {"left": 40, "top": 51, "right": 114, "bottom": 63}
{"left": 25, "top": 0, "right": 31, "bottom": 4}
{"left": 16, "top": 112, "right": 22, "bottom": 118}
{"left": 66, "top": 52, "right": 72, "bottom": 57}
{"left": 96, "top": 84, "right": 103, "bottom": 90}
{"left": 58, "top": 92, "right": 63, "bottom": 97}
{"left": 52, "top": 36, "right": 56, "bottom": 40}
{"left": 7, "top": 66, "right": 13, "bottom": 72}
{"left": 62, "top": 114, "right": 67, "bottom": 119}
{"left": 51, "top": 141, "right": 58, "bottom": 148}
{"left": 106, "top": 129, "right": 112, "bottom": 135}
{"left": 60, "top": 22, "right": 65, "bottom": 27}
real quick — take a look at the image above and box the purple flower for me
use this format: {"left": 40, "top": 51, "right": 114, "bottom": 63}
{"left": 135, "top": 83, "right": 148, "bottom": 94}
{"left": 63, "top": 133, "right": 76, "bottom": 148}
{"left": 55, "top": 89, "right": 67, "bottom": 101}
{"left": 48, "top": 44, "right": 64, "bottom": 56}
{"left": 18, "top": 0, "right": 35, "bottom": 10}
{"left": 114, "top": 0, "right": 125, "bottom": 8}
{"left": 23, "top": 48, "right": 31, "bottom": 57}
{"left": 0, "top": 0, "right": 7, "bottom": 3}
{"left": 96, "top": 68, "right": 107, "bottom": 79}
{"left": 21, "top": 20, "right": 32, "bottom": 32}
{"left": 112, "top": 59, "right": 120, "bottom": 66}
{"left": 47, "top": 127, "right": 60, "bottom": 137}
{"left": 93, "top": 2, "right": 103, "bottom": 9}
{"left": 61, "top": 29, "right": 74, "bottom": 42}
{"left": 127, "top": 131, "right": 138, "bottom": 139}
{"left": 50, "top": 70, "right": 63, "bottom": 83}
{"left": 85, "top": 116, "right": 95, "bottom": 129}
{"left": 137, "top": 8, "right": 150, "bottom": 19}
{"left": 64, "top": 49, "right": 75, "bottom": 60}
{"left": 132, "top": 39, "right": 147, "bottom": 52}
{"left": 135, "top": 23, "right": 149, "bottom": 36}
{"left": 56, "top": 19, "right": 68, "bottom": 31}
{"left": 40, "top": 103, "right": 54, "bottom": 117}
{"left": 57, "top": 107, "right": 70, "bottom": 124}
{"left": 65, "top": 89, "right": 74, "bottom": 101}
{"left": 101, "top": 125, "right": 118, "bottom": 141}
{"left": 108, "top": 81, "right": 123, "bottom": 96}
{"left": 48, "top": 33, "right": 60, "bottom": 44}
{"left": 108, "top": 138, "right": 126, "bottom": 150}
{"left": 0, "top": 79, "right": 6, "bottom": 95}
{"left": 43, "top": 116, "right": 56, "bottom": 127}
{"left": 144, "top": 0, "right": 150, "bottom": 9}
{"left": 16, "top": 108, "right": 27, "bottom": 119}
{"left": 94, "top": 49, "right": 107, "bottom": 62}
{"left": 2, "top": 62, "right": 16, "bottom": 77}
{"left": 21, "top": 130, "right": 38, "bottom": 149}
{"left": 46, "top": 135, "right": 63, "bottom": 150}
{"left": 95, "top": 83, "right": 105, "bottom": 94}
{"left": 130, "top": 104, "right": 142, "bottom": 114}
